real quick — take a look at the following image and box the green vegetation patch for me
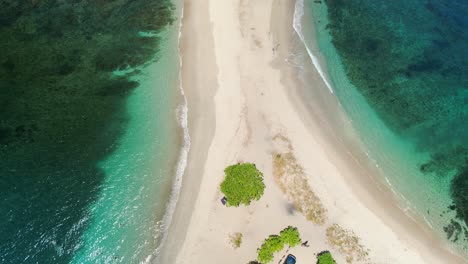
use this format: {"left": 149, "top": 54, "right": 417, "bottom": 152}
{"left": 257, "top": 226, "right": 301, "bottom": 263}
{"left": 326, "top": 224, "right": 369, "bottom": 263}
{"left": 230, "top": 232, "right": 243, "bottom": 249}
{"left": 279, "top": 226, "right": 301, "bottom": 247}
{"left": 317, "top": 251, "right": 337, "bottom": 264}
{"left": 220, "top": 163, "right": 265, "bottom": 207}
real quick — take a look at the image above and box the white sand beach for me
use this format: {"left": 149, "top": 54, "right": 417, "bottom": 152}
{"left": 159, "top": 0, "right": 466, "bottom": 263}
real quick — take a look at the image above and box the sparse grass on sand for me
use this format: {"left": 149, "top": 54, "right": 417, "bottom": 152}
{"left": 272, "top": 134, "right": 372, "bottom": 263}
{"left": 326, "top": 224, "right": 370, "bottom": 263}
{"left": 272, "top": 134, "right": 327, "bottom": 225}
{"left": 229, "top": 232, "right": 243, "bottom": 249}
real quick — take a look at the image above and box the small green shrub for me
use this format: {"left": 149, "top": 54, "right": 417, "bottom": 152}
{"left": 220, "top": 163, "right": 265, "bottom": 207}
{"left": 258, "top": 246, "right": 274, "bottom": 263}
{"left": 258, "top": 235, "right": 284, "bottom": 263}
{"left": 257, "top": 226, "right": 302, "bottom": 263}
{"left": 279, "top": 226, "right": 301, "bottom": 247}
{"left": 266, "top": 235, "right": 285, "bottom": 251}
{"left": 317, "top": 251, "right": 337, "bottom": 264}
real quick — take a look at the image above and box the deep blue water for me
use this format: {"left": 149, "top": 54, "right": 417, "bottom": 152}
{"left": 0, "top": 1, "right": 175, "bottom": 263}
{"left": 318, "top": 0, "right": 468, "bottom": 246}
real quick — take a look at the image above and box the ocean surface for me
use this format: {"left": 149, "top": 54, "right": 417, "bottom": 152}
{"left": 0, "top": 1, "right": 185, "bottom": 263}
{"left": 296, "top": 0, "right": 467, "bottom": 256}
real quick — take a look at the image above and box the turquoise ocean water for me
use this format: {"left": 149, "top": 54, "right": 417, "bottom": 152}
{"left": 0, "top": 1, "right": 185, "bottom": 263}
{"left": 70, "top": 22, "right": 183, "bottom": 263}
{"left": 295, "top": 0, "right": 467, "bottom": 256}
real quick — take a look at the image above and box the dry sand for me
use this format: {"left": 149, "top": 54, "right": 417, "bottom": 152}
{"left": 159, "top": 0, "right": 466, "bottom": 263}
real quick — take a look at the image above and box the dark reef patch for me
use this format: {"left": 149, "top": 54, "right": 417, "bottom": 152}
{"left": 321, "top": 0, "right": 468, "bottom": 243}
{"left": 452, "top": 167, "right": 468, "bottom": 223}
{"left": 0, "top": 0, "right": 174, "bottom": 263}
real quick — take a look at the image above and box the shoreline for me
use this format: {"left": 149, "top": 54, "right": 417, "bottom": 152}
{"left": 159, "top": 0, "right": 467, "bottom": 263}
{"left": 157, "top": 0, "right": 218, "bottom": 262}
{"left": 275, "top": 2, "right": 466, "bottom": 263}
{"left": 299, "top": 1, "right": 468, "bottom": 256}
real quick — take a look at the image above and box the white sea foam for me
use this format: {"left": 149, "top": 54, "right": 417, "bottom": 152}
{"left": 293, "top": 0, "right": 334, "bottom": 94}
{"left": 147, "top": 5, "right": 191, "bottom": 264}
{"left": 291, "top": 1, "right": 468, "bottom": 256}
{"left": 292, "top": 0, "right": 420, "bottom": 217}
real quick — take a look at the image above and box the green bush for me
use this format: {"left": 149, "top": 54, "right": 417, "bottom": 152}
{"left": 257, "top": 226, "right": 302, "bottom": 263}
{"left": 317, "top": 251, "right": 337, "bottom": 264}
{"left": 220, "top": 163, "right": 265, "bottom": 207}
{"left": 279, "top": 226, "right": 301, "bottom": 247}
{"left": 258, "top": 246, "right": 274, "bottom": 263}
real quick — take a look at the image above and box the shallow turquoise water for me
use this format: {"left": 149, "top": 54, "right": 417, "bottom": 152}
{"left": 70, "top": 24, "right": 181, "bottom": 263}
{"left": 299, "top": 0, "right": 467, "bottom": 255}
{"left": 0, "top": 1, "right": 181, "bottom": 263}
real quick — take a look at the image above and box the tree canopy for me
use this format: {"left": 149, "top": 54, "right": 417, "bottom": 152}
{"left": 279, "top": 226, "right": 301, "bottom": 247}
{"left": 317, "top": 251, "right": 337, "bottom": 264}
{"left": 257, "top": 226, "right": 301, "bottom": 263}
{"left": 220, "top": 163, "right": 265, "bottom": 207}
